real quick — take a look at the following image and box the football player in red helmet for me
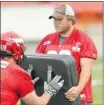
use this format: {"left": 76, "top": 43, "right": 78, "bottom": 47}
{"left": 0, "top": 32, "right": 64, "bottom": 105}
{"left": 1, "top": 32, "right": 25, "bottom": 62}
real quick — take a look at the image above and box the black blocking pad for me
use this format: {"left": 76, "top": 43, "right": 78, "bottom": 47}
{"left": 21, "top": 54, "right": 81, "bottom": 105}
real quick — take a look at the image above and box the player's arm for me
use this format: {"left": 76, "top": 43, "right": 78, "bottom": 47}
{"left": 77, "top": 58, "right": 93, "bottom": 91}
{"left": 21, "top": 90, "right": 51, "bottom": 105}
{"left": 65, "top": 58, "right": 93, "bottom": 101}
{"left": 18, "top": 72, "right": 64, "bottom": 105}
{"left": 21, "top": 75, "right": 51, "bottom": 105}
{"left": 65, "top": 36, "right": 97, "bottom": 101}
{"left": 78, "top": 37, "right": 97, "bottom": 91}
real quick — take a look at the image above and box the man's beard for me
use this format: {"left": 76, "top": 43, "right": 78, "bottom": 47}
{"left": 55, "top": 26, "right": 70, "bottom": 34}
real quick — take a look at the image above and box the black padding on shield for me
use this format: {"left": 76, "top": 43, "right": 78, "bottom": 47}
{"left": 21, "top": 54, "right": 81, "bottom": 105}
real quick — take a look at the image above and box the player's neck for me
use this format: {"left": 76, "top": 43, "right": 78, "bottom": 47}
{"left": 4, "top": 57, "right": 16, "bottom": 64}
{"left": 60, "top": 26, "right": 75, "bottom": 37}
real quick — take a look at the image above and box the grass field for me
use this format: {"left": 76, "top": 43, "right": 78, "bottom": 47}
{"left": 92, "top": 58, "right": 102, "bottom": 105}
{"left": 17, "top": 58, "right": 102, "bottom": 105}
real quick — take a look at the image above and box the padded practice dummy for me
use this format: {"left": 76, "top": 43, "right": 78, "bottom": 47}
{"left": 21, "top": 54, "right": 81, "bottom": 105}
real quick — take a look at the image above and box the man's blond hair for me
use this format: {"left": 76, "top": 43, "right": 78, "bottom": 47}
{"left": 66, "top": 15, "right": 76, "bottom": 25}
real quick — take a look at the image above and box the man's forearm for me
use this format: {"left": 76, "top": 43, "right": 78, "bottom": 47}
{"left": 21, "top": 91, "right": 51, "bottom": 105}
{"left": 40, "top": 92, "right": 51, "bottom": 105}
{"left": 77, "top": 58, "right": 93, "bottom": 92}
{"left": 77, "top": 67, "right": 91, "bottom": 91}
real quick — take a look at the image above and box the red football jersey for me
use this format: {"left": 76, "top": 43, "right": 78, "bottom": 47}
{"left": 36, "top": 28, "right": 97, "bottom": 103}
{"left": 1, "top": 60, "right": 34, "bottom": 105}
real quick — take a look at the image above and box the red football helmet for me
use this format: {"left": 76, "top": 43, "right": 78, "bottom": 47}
{"left": 0, "top": 32, "right": 25, "bottom": 61}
